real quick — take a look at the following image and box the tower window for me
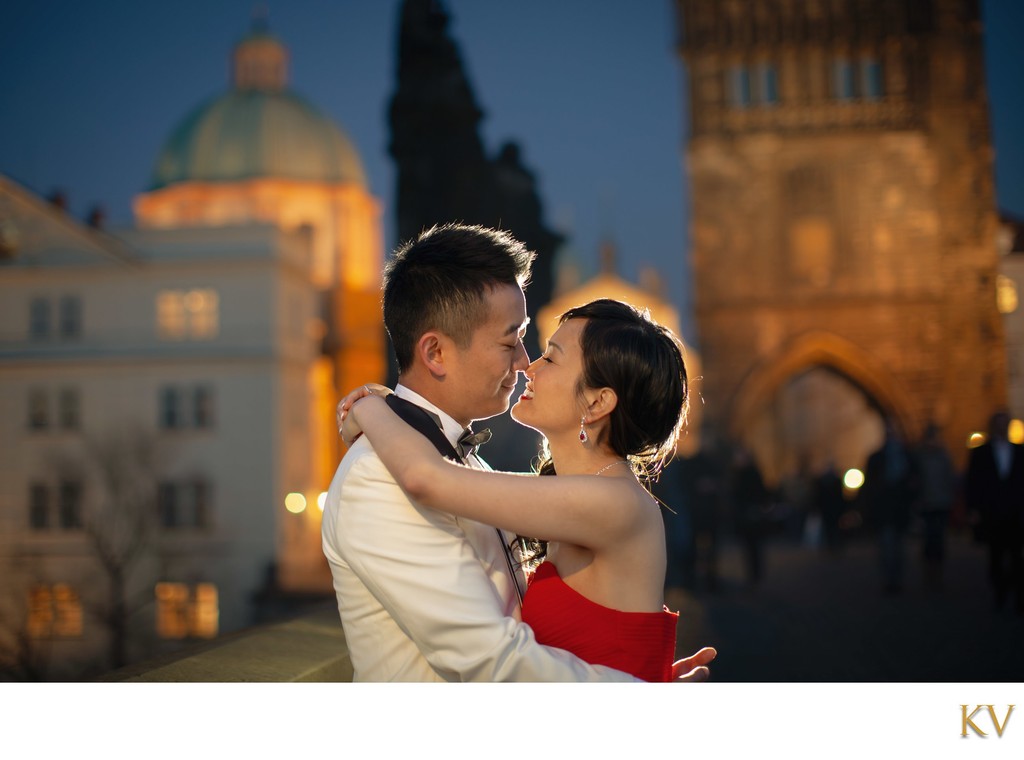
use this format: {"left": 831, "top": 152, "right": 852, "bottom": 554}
{"left": 832, "top": 58, "right": 855, "bottom": 100}
{"left": 756, "top": 63, "right": 779, "bottom": 104}
{"left": 860, "top": 58, "right": 884, "bottom": 99}
{"left": 728, "top": 65, "right": 752, "bottom": 107}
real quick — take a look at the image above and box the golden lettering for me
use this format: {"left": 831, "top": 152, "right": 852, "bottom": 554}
{"left": 987, "top": 705, "right": 1014, "bottom": 738}
{"left": 961, "top": 705, "right": 986, "bottom": 737}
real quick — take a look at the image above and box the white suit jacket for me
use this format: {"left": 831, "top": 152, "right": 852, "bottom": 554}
{"left": 321, "top": 386, "right": 636, "bottom": 682}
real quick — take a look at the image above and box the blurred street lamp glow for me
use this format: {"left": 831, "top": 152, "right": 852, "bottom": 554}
{"left": 967, "top": 432, "right": 986, "bottom": 449}
{"left": 317, "top": 492, "right": 328, "bottom": 511}
{"left": 843, "top": 468, "right": 865, "bottom": 490}
{"left": 284, "top": 492, "right": 306, "bottom": 514}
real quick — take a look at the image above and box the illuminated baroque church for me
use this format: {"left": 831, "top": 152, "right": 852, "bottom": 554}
{"left": 0, "top": 22, "right": 381, "bottom": 678}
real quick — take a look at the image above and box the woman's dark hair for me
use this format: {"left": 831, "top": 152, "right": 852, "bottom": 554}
{"left": 519, "top": 299, "right": 689, "bottom": 569}
{"left": 563, "top": 298, "right": 688, "bottom": 474}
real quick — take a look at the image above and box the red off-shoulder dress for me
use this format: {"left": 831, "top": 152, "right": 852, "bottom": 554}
{"left": 521, "top": 561, "right": 679, "bottom": 682}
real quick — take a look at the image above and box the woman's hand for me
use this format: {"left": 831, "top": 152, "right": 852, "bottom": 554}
{"left": 338, "top": 383, "right": 392, "bottom": 445}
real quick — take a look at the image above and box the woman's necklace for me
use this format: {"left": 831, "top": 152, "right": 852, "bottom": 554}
{"left": 594, "top": 460, "right": 630, "bottom": 476}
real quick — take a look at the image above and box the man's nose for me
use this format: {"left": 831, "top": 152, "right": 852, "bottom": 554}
{"left": 513, "top": 341, "right": 530, "bottom": 372}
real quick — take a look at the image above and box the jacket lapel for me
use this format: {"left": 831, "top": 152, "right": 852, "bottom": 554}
{"left": 385, "top": 394, "right": 462, "bottom": 463}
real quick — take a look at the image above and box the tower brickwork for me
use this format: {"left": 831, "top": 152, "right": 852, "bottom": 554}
{"left": 677, "top": 0, "right": 1004, "bottom": 474}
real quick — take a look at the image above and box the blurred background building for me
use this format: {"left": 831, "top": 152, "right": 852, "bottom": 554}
{"left": 677, "top": 0, "right": 1007, "bottom": 487}
{"left": 0, "top": 22, "right": 383, "bottom": 679}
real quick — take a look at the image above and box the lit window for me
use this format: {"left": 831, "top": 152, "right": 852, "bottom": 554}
{"left": 186, "top": 289, "right": 219, "bottom": 338}
{"left": 28, "top": 388, "right": 48, "bottom": 430}
{"left": 59, "top": 481, "right": 83, "bottom": 530}
{"left": 155, "top": 582, "right": 219, "bottom": 639}
{"left": 59, "top": 388, "right": 80, "bottom": 430}
{"left": 997, "top": 274, "right": 1018, "bottom": 314}
{"left": 27, "top": 584, "right": 83, "bottom": 638}
{"left": 58, "top": 295, "right": 82, "bottom": 339}
{"left": 157, "top": 291, "right": 186, "bottom": 339}
{"left": 192, "top": 584, "right": 219, "bottom": 638}
{"left": 156, "top": 289, "right": 219, "bottom": 340}
{"left": 29, "top": 297, "right": 50, "bottom": 339}
{"left": 155, "top": 582, "right": 189, "bottom": 638}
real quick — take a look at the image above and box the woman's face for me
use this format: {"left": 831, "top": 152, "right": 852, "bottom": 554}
{"left": 511, "top": 318, "right": 587, "bottom": 437}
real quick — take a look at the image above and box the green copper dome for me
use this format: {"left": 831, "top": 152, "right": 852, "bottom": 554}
{"left": 149, "top": 91, "right": 367, "bottom": 190}
{"left": 148, "top": 25, "right": 366, "bottom": 190}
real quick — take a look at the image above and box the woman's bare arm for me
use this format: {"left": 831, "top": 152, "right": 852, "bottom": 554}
{"left": 348, "top": 394, "right": 642, "bottom": 549}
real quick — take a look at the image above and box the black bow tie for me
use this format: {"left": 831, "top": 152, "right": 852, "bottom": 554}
{"left": 458, "top": 427, "right": 492, "bottom": 459}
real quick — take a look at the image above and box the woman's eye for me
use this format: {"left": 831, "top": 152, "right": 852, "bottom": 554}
{"left": 541, "top": 356, "right": 553, "bottom": 364}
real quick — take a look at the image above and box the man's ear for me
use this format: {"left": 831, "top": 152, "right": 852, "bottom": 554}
{"left": 585, "top": 387, "right": 618, "bottom": 424}
{"left": 416, "top": 331, "right": 449, "bottom": 379}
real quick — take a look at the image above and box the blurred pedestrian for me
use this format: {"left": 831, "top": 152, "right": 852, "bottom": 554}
{"left": 653, "top": 457, "right": 692, "bottom": 591}
{"left": 730, "top": 445, "right": 770, "bottom": 587}
{"left": 863, "top": 419, "right": 917, "bottom": 594}
{"left": 966, "top": 410, "right": 1024, "bottom": 613}
{"left": 815, "top": 460, "right": 846, "bottom": 552}
{"left": 780, "top": 455, "right": 814, "bottom": 545}
{"left": 683, "top": 444, "right": 725, "bottom": 592}
{"left": 913, "top": 422, "right": 956, "bottom": 590}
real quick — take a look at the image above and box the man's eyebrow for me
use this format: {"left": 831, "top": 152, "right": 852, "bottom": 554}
{"left": 504, "top": 317, "right": 531, "bottom": 337}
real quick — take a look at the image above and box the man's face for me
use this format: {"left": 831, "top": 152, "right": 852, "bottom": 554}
{"left": 443, "top": 283, "right": 530, "bottom": 426}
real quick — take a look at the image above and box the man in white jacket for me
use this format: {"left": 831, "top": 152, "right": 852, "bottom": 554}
{"left": 322, "top": 223, "right": 713, "bottom": 681}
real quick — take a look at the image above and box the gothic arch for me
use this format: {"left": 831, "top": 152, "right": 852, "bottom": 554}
{"left": 727, "top": 330, "right": 917, "bottom": 442}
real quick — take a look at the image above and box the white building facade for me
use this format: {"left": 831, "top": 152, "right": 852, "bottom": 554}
{"left": 0, "top": 176, "right": 327, "bottom": 678}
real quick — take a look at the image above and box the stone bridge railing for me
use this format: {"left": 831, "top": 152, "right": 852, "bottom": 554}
{"left": 102, "top": 603, "right": 353, "bottom": 682}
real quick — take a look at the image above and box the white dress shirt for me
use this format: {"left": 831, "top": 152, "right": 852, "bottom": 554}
{"left": 321, "top": 385, "right": 636, "bottom": 681}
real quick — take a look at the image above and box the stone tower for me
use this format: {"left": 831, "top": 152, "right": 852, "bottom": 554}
{"left": 676, "top": 0, "right": 1004, "bottom": 481}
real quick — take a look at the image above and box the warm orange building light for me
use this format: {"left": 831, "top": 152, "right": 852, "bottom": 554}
{"left": 1010, "top": 419, "right": 1024, "bottom": 445}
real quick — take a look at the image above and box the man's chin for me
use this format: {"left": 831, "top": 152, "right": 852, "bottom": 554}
{"left": 472, "top": 396, "right": 512, "bottom": 422}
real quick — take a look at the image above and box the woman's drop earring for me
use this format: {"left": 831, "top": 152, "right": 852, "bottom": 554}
{"left": 579, "top": 416, "right": 588, "bottom": 444}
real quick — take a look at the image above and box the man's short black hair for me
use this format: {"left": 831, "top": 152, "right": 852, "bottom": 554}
{"left": 383, "top": 223, "right": 535, "bottom": 373}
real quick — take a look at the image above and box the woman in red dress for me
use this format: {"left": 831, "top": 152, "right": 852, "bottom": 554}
{"left": 340, "top": 299, "right": 703, "bottom": 681}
